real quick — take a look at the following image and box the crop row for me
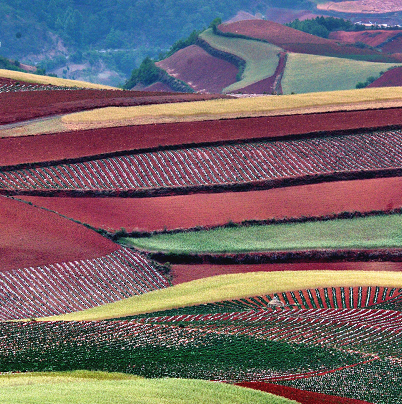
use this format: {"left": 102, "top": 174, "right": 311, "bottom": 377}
{"left": 1, "top": 130, "right": 402, "bottom": 194}
{"left": 0, "top": 318, "right": 363, "bottom": 382}
{"left": 0, "top": 248, "right": 169, "bottom": 321}
{"left": 128, "top": 287, "right": 402, "bottom": 319}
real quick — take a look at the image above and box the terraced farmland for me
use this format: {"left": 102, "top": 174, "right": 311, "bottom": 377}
{"left": 2, "top": 70, "right": 402, "bottom": 403}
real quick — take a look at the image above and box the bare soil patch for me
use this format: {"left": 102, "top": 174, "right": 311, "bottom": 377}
{"left": 3, "top": 107, "right": 402, "bottom": 167}
{"left": 329, "top": 30, "right": 400, "bottom": 47}
{"left": 156, "top": 45, "right": 238, "bottom": 94}
{"left": 0, "top": 196, "right": 117, "bottom": 272}
{"left": 368, "top": 66, "right": 402, "bottom": 87}
{"left": 20, "top": 177, "right": 402, "bottom": 233}
{"left": 317, "top": 0, "right": 402, "bottom": 14}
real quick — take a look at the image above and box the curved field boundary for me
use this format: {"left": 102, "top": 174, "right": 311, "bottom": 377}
{"left": 19, "top": 176, "right": 402, "bottom": 233}
{"left": 317, "top": 0, "right": 402, "bottom": 13}
{"left": 217, "top": 20, "right": 397, "bottom": 61}
{"left": 0, "top": 196, "right": 117, "bottom": 272}
{"left": 0, "top": 248, "right": 168, "bottom": 321}
{"left": 368, "top": 66, "right": 402, "bottom": 87}
{"left": 198, "top": 29, "right": 283, "bottom": 93}
{"left": 236, "top": 382, "right": 373, "bottom": 404}
{"left": 0, "top": 90, "right": 227, "bottom": 126}
{"left": 281, "top": 53, "right": 401, "bottom": 94}
{"left": 41, "top": 271, "right": 402, "bottom": 320}
{"left": 3, "top": 129, "right": 402, "bottom": 198}
{"left": 0, "top": 69, "right": 116, "bottom": 89}
{"left": 170, "top": 261, "right": 402, "bottom": 285}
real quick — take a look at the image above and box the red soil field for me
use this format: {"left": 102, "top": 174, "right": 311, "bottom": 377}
{"left": 368, "top": 66, "right": 402, "bottom": 87}
{"left": 329, "top": 30, "right": 399, "bottom": 47}
{"left": 20, "top": 176, "right": 402, "bottom": 233}
{"left": 218, "top": 20, "right": 395, "bottom": 60}
{"left": 170, "top": 261, "right": 402, "bottom": 285}
{"left": 236, "top": 382, "right": 373, "bottom": 404}
{"left": 0, "top": 89, "right": 227, "bottom": 125}
{"left": 0, "top": 196, "right": 117, "bottom": 272}
{"left": 156, "top": 45, "right": 238, "bottom": 94}
{"left": 3, "top": 107, "right": 402, "bottom": 167}
{"left": 379, "top": 35, "right": 402, "bottom": 54}
{"left": 142, "top": 82, "right": 175, "bottom": 92}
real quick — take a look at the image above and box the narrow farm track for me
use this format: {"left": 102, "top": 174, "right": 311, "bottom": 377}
{"left": 3, "top": 107, "right": 402, "bottom": 167}
{"left": 2, "top": 129, "right": 402, "bottom": 196}
{"left": 0, "top": 248, "right": 168, "bottom": 321}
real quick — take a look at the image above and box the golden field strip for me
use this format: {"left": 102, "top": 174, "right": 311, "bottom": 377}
{"left": 0, "top": 69, "right": 117, "bottom": 89}
{"left": 3, "top": 87, "right": 402, "bottom": 139}
{"left": 40, "top": 271, "right": 402, "bottom": 321}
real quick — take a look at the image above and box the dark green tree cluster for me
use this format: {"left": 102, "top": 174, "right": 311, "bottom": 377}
{"left": 287, "top": 17, "right": 355, "bottom": 38}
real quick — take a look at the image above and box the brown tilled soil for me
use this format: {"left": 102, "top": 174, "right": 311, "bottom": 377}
{"left": 3, "top": 107, "right": 402, "bottom": 167}
{"left": 20, "top": 177, "right": 402, "bottom": 233}
{"left": 0, "top": 196, "right": 117, "bottom": 272}
{"left": 170, "top": 261, "right": 402, "bottom": 285}
{"left": 156, "top": 45, "right": 238, "bottom": 93}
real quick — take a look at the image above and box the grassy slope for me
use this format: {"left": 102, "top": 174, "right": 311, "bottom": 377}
{"left": 122, "top": 214, "right": 402, "bottom": 253}
{"left": 41, "top": 271, "right": 402, "bottom": 321}
{"left": 0, "top": 69, "right": 117, "bottom": 89}
{"left": 0, "top": 372, "right": 296, "bottom": 404}
{"left": 282, "top": 53, "right": 401, "bottom": 94}
{"left": 199, "top": 29, "right": 283, "bottom": 92}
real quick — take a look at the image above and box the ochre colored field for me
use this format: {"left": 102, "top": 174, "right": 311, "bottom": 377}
{"left": 42, "top": 271, "right": 402, "bottom": 320}
{"left": 0, "top": 69, "right": 115, "bottom": 89}
{"left": 170, "top": 261, "right": 402, "bottom": 285}
{"left": 156, "top": 45, "right": 238, "bottom": 93}
{"left": 4, "top": 105, "right": 402, "bottom": 167}
{"left": 0, "top": 196, "right": 117, "bottom": 271}
{"left": 21, "top": 177, "right": 402, "bottom": 233}
{"left": 0, "top": 90, "right": 226, "bottom": 125}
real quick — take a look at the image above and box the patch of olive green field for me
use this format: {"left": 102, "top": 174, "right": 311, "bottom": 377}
{"left": 0, "top": 372, "right": 296, "bottom": 404}
{"left": 199, "top": 29, "right": 283, "bottom": 92}
{"left": 122, "top": 214, "right": 402, "bottom": 253}
{"left": 0, "top": 68, "right": 117, "bottom": 89}
{"left": 40, "top": 271, "right": 402, "bottom": 321}
{"left": 281, "top": 53, "right": 402, "bottom": 94}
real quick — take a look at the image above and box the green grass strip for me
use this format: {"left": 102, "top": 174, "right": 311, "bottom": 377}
{"left": 199, "top": 29, "right": 283, "bottom": 92}
{"left": 122, "top": 214, "right": 402, "bottom": 253}
{"left": 41, "top": 271, "right": 402, "bottom": 321}
{"left": 282, "top": 53, "right": 402, "bottom": 94}
{"left": 0, "top": 372, "right": 298, "bottom": 404}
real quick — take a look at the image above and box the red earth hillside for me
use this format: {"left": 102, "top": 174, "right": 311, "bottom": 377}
{"left": 368, "top": 66, "right": 402, "bottom": 87}
{"left": 329, "top": 30, "right": 401, "bottom": 47}
{"left": 0, "top": 196, "right": 117, "bottom": 272}
{"left": 156, "top": 45, "right": 238, "bottom": 93}
{"left": 218, "top": 19, "right": 399, "bottom": 60}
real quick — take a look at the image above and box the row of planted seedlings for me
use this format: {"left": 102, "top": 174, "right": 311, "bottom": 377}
{"left": 2, "top": 129, "right": 402, "bottom": 194}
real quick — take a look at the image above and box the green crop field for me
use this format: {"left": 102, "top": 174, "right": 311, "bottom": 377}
{"left": 0, "top": 372, "right": 296, "bottom": 404}
{"left": 42, "top": 271, "right": 402, "bottom": 321}
{"left": 281, "top": 53, "right": 401, "bottom": 94}
{"left": 121, "top": 214, "right": 402, "bottom": 253}
{"left": 199, "top": 29, "right": 283, "bottom": 92}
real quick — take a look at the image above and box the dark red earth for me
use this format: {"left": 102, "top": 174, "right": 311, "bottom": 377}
{"left": 3, "top": 107, "right": 402, "bottom": 167}
{"left": 156, "top": 45, "right": 238, "bottom": 94}
{"left": 236, "top": 382, "right": 373, "bottom": 404}
{"left": 0, "top": 196, "right": 118, "bottom": 272}
{"left": 368, "top": 66, "right": 402, "bottom": 88}
{"left": 21, "top": 177, "right": 402, "bottom": 233}
{"left": 170, "top": 261, "right": 402, "bottom": 285}
{"left": 218, "top": 20, "right": 397, "bottom": 61}
{"left": 329, "top": 30, "right": 400, "bottom": 48}
{"left": 0, "top": 89, "right": 227, "bottom": 124}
